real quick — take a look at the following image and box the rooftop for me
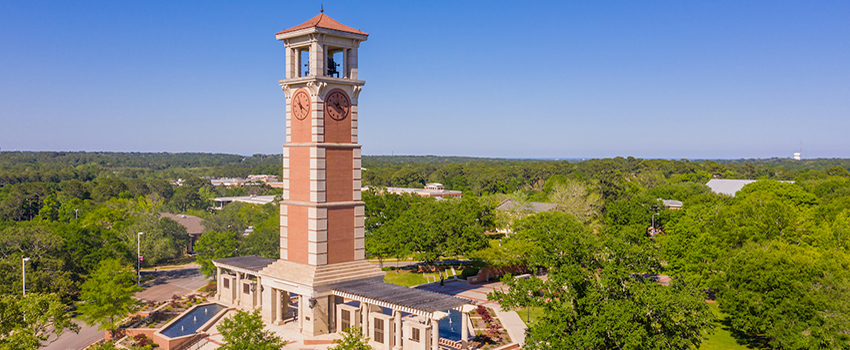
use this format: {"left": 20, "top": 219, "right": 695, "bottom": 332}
{"left": 213, "top": 195, "right": 277, "bottom": 205}
{"left": 213, "top": 255, "right": 276, "bottom": 273}
{"left": 160, "top": 213, "right": 205, "bottom": 235}
{"left": 660, "top": 199, "right": 684, "bottom": 208}
{"left": 332, "top": 279, "right": 471, "bottom": 314}
{"left": 276, "top": 12, "right": 368, "bottom": 36}
{"left": 706, "top": 179, "right": 794, "bottom": 196}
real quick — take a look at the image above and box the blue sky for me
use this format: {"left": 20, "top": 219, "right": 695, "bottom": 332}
{"left": 1, "top": 1, "right": 848, "bottom": 159}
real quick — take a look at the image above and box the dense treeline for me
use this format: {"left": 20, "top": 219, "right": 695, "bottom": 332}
{"left": 0, "top": 151, "right": 281, "bottom": 186}
{"left": 364, "top": 155, "right": 850, "bottom": 199}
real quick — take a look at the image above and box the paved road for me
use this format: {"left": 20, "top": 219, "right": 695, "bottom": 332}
{"left": 137, "top": 265, "right": 210, "bottom": 302}
{"left": 41, "top": 324, "right": 102, "bottom": 350}
{"left": 41, "top": 264, "right": 209, "bottom": 350}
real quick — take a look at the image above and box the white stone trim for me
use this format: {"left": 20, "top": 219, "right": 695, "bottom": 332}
{"left": 308, "top": 229, "right": 328, "bottom": 242}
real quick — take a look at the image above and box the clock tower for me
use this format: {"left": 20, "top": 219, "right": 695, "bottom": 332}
{"left": 259, "top": 11, "right": 384, "bottom": 336}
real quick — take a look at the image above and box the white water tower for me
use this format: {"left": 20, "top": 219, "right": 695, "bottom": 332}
{"left": 793, "top": 152, "right": 801, "bottom": 161}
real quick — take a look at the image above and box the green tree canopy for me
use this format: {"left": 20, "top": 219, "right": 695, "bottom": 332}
{"left": 717, "top": 242, "right": 850, "bottom": 349}
{"left": 195, "top": 231, "right": 239, "bottom": 277}
{"left": 0, "top": 293, "right": 79, "bottom": 350}
{"left": 330, "top": 327, "right": 372, "bottom": 350}
{"left": 489, "top": 211, "right": 714, "bottom": 350}
{"left": 217, "top": 309, "right": 286, "bottom": 350}
{"left": 77, "top": 258, "right": 141, "bottom": 337}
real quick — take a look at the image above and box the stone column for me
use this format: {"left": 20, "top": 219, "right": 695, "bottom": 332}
{"left": 215, "top": 267, "right": 221, "bottom": 300}
{"left": 361, "top": 303, "right": 370, "bottom": 338}
{"left": 431, "top": 319, "right": 440, "bottom": 350}
{"left": 257, "top": 278, "right": 262, "bottom": 309}
{"left": 282, "top": 292, "right": 290, "bottom": 322}
{"left": 461, "top": 310, "right": 469, "bottom": 349}
{"left": 310, "top": 39, "right": 323, "bottom": 77}
{"left": 393, "top": 310, "right": 402, "bottom": 350}
{"left": 298, "top": 295, "right": 304, "bottom": 331}
{"left": 263, "top": 286, "right": 276, "bottom": 323}
{"left": 342, "top": 49, "right": 349, "bottom": 79}
{"left": 234, "top": 273, "right": 241, "bottom": 305}
{"left": 348, "top": 47, "right": 358, "bottom": 80}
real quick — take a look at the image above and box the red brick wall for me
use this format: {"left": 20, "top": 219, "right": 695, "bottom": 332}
{"left": 288, "top": 147, "right": 310, "bottom": 202}
{"left": 327, "top": 206, "right": 355, "bottom": 264}
{"left": 325, "top": 149, "right": 352, "bottom": 202}
{"left": 287, "top": 205, "right": 308, "bottom": 264}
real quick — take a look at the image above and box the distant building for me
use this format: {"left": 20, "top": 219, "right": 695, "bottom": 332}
{"left": 363, "top": 183, "right": 462, "bottom": 199}
{"left": 212, "top": 195, "right": 277, "bottom": 209}
{"left": 706, "top": 179, "right": 794, "bottom": 197}
{"left": 210, "top": 175, "right": 279, "bottom": 187}
{"left": 660, "top": 199, "right": 683, "bottom": 210}
{"left": 793, "top": 152, "right": 801, "bottom": 160}
{"left": 495, "top": 199, "right": 558, "bottom": 214}
{"left": 159, "top": 213, "right": 205, "bottom": 253}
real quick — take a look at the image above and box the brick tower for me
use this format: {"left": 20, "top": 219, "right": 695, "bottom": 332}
{"left": 258, "top": 11, "right": 384, "bottom": 336}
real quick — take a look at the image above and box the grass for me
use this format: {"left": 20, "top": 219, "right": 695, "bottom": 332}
{"left": 383, "top": 270, "right": 428, "bottom": 287}
{"left": 517, "top": 306, "right": 545, "bottom": 325}
{"left": 699, "top": 303, "right": 756, "bottom": 350}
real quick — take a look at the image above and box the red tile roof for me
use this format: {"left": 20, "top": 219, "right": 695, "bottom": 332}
{"left": 276, "top": 13, "right": 368, "bottom": 36}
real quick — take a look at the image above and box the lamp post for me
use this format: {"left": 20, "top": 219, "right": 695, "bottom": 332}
{"left": 74, "top": 208, "right": 79, "bottom": 219}
{"left": 22, "top": 257, "right": 30, "bottom": 295}
{"left": 137, "top": 232, "right": 144, "bottom": 286}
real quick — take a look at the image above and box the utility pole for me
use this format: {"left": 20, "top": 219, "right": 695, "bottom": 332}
{"left": 137, "top": 232, "right": 144, "bottom": 286}
{"left": 22, "top": 257, "right": 30, "bottom": 295}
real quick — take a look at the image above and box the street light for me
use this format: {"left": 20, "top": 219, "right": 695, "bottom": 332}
{"left": 74, "top": 208, "right": 79, "bottom": 219}
{"left": 651, "top": 212, "right": 658, "bottom": 233}
{"left": 137, "top": 232, "right": 144, "bottom": 286}
{"left": 22, "top": 257, "right": 30, "bottom": 295}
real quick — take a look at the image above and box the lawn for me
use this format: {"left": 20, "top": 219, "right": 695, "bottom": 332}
{"left": 517, "top": 306, "right": 545, "bottom": 325}
{"left": 699, "top": 303, "right": 755, "bottom": 350}
{"left": 384, "top": 270, "right": 428, "bottom": 287}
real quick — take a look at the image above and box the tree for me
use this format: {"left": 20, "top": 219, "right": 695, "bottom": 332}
{"left": 489, "top": 211, "right": 714, "bottom": 350}
{"left": 717, "top": 242, "right": 850, "bottom": 349}
{"left": 384, "top": 197, "right": 491, "bottom": 265}
{"left": 159, "top": 216, "right": 189, "bottom": 254}
{"left": 217, "top": 309, "right": 286, "bottom": 350}
{"left": 195, "top": 231, "right": 239, "bottom": 277}
{"left": 330, "top": 327, "right": 372, "bottom": 350}
{"left": 0, "top": 293, "right": 79, "bottom": 349}
{"left": 77, "top": 259, "right": 141, "bottom": 338}
{"left": 242, "top": 212, "right": 281, "bottom": 259}
{"left": 91, "top": 178, "right": 129, "bottom": 203}
{"left": 0, "top": 224, "right": 77, "bottom": 297}
{"left": 549, "top": 179, "right": 602, "bottom": 223}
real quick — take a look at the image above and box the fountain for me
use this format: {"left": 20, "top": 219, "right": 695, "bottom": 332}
{"left": 160, "top": 304, "right": 227, "bottom": 339}
{"left": 437, "top": 309, "right": 468, "bottom": 342}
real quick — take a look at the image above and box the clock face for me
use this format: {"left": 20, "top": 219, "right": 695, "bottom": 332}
{"left": 324, "top": 90, "right": 351, "bottom": 121}
{"left": 291, "top": 90, "right": 311, "bottom": 121}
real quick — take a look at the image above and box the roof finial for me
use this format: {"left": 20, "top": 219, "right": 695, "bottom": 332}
{"left": 320, "top": 4, "right": 324, "bottom": 13}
